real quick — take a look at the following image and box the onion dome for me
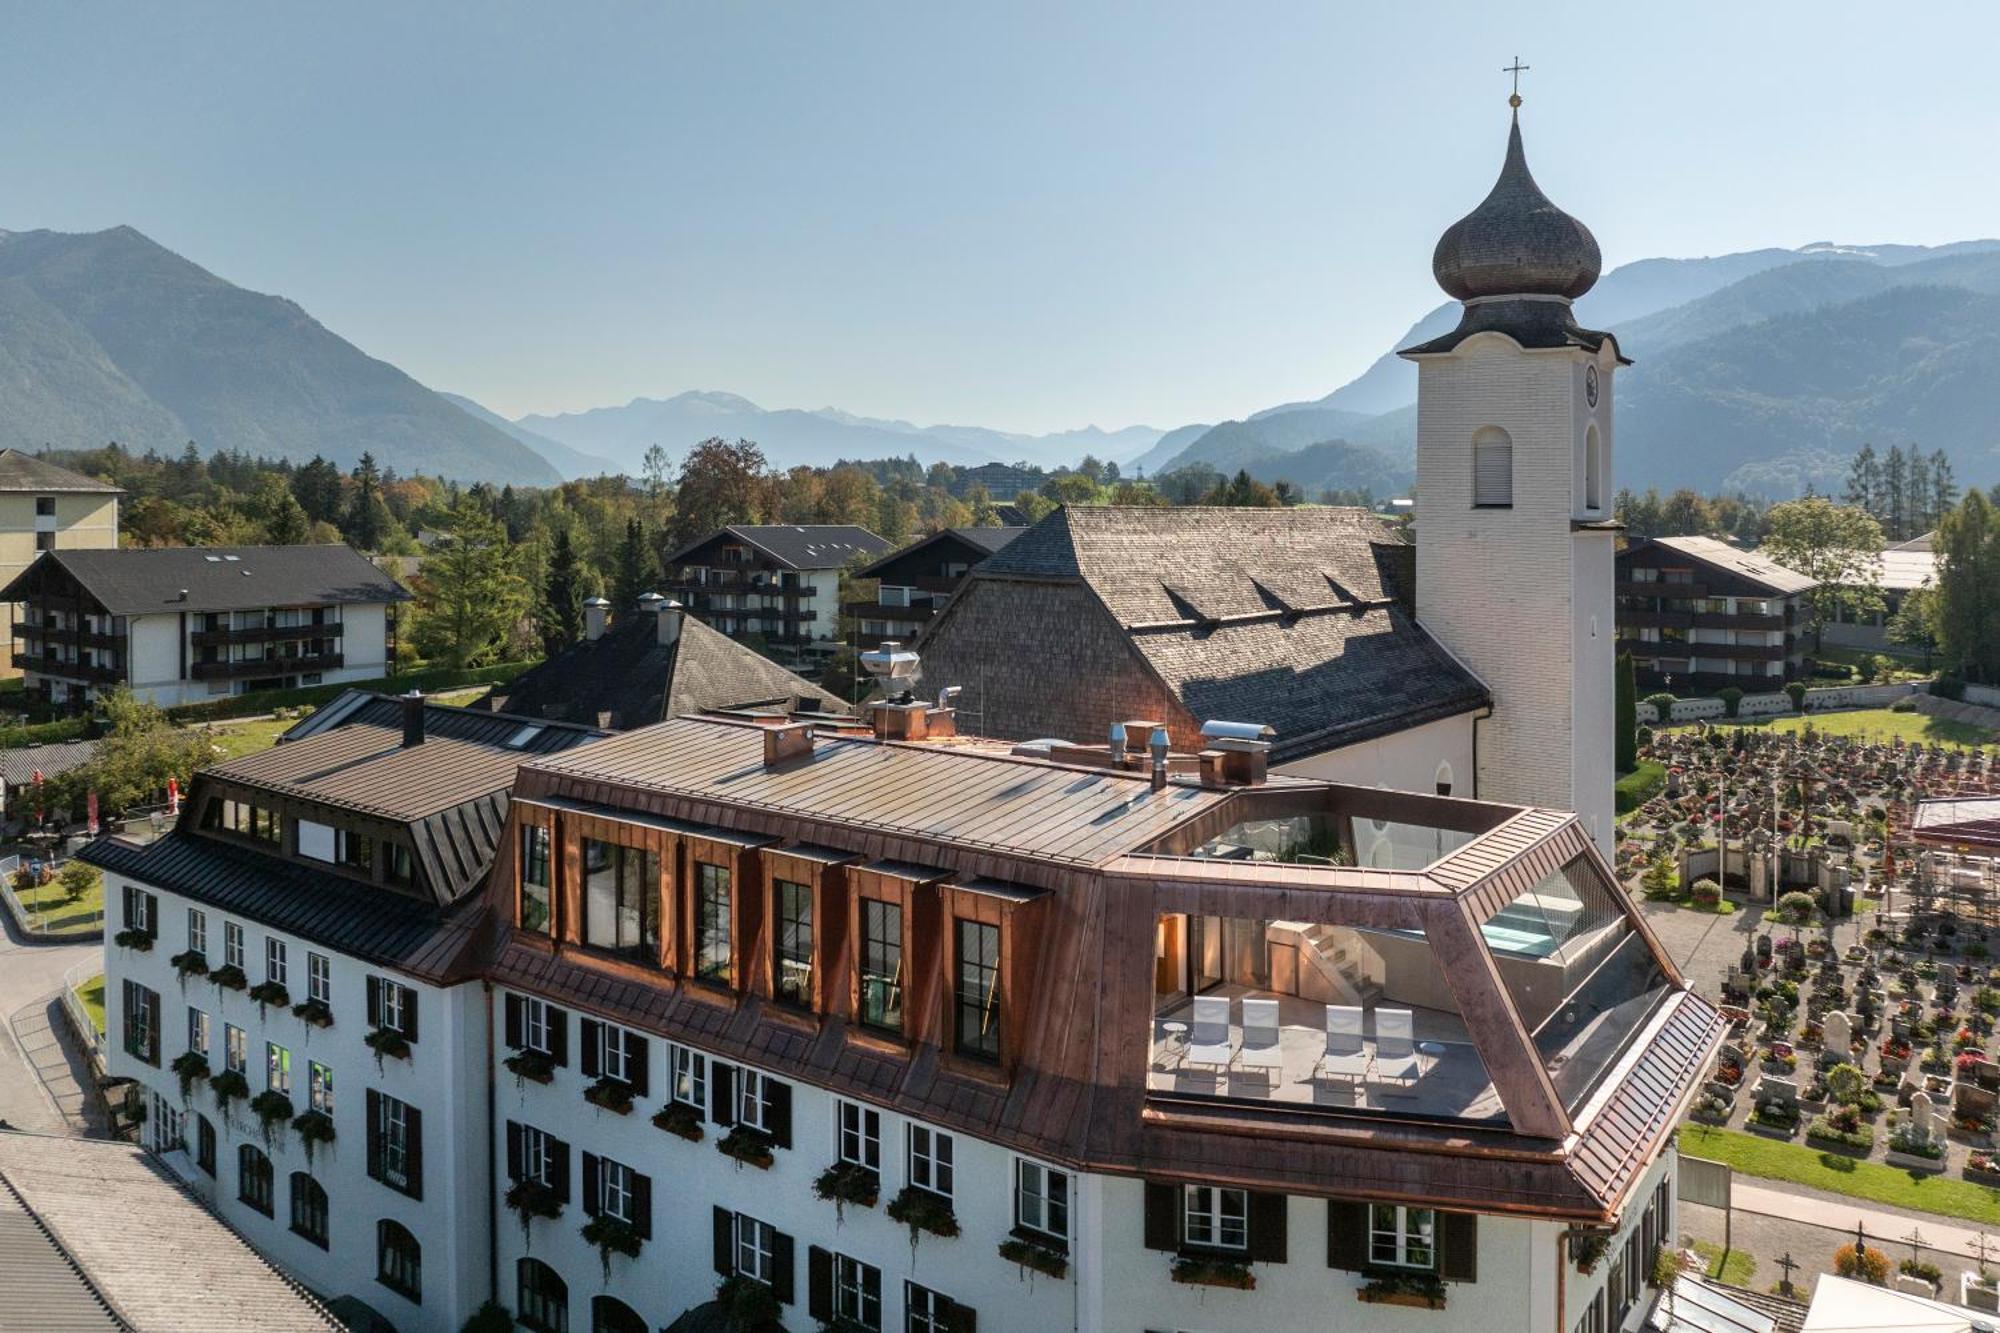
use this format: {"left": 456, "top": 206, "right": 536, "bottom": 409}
{"left": 1432, "top": 112, "right": 1600, "bottom": 303}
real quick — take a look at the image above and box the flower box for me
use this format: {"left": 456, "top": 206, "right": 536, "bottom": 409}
{"left": 249, "top": 1090, "right": 294, "bottom": 1147}
{"left": 998, "top": 1236, "right": 1068, "bottom": 1280}
{"left": 651, "top": 1101, "right": 704, "bottom": 1142}
{"left": 583, "top": 1077, "right": 634, "bottom": 1115}
{"left": 210, "top": 1068, "right": 250, "bottom": 1110}
{"left": 292, "top": 999, "right": 334, "bottom": 1029}
{"left": 717, "top": 1126, "right": 776, "bottom": 1170}
{"left": 364, "top": 1026, "right": 411, "bottom": 1067}
{"left": 294, "top": 1109, "right": 335, "bottom": 1162}
{"left": 887, "top": 1186, "right": 959, "bottom": 1244}
{"left": 210, "top": 964, "right": 247, "bottom": 992}
{"left": 169, "top": 949, "right": 209, "bottom": 982}
{"left": 113, "top": 928, "right": 155, "bottom": 952}
{"left": 505, "top": 1179, "right": 563, "bottom": 1238}
{"left": 813, "top": 1161, "right": 880, "bottom": 1213}
{"left": 1357, "top": 1272, "right": 1448, "bottom": 1310}
{"left": 248, "top": 981, "right": 291, "bottom": 1018}
{"left": 1171, "top": 1256, "right": 1255, "bottom": 1290}
{"left": 1963, "top": 1272, "right": 2000, "bottom": 1313}
{"left": 581, "top": 1215, "right": 643, "bottom": 1276}
{"left": 504, "top": 1050, "right": 556, "bottom": 1085}
{"left": 170, "top": 1050, "right": 210, "bottom": 1100}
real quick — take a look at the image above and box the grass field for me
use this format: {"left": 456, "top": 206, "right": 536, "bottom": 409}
{"left": 1689, "top": 1238, "right": 1757, "bottom": 1286}
{"left": 1682, "top": 1125, "right": 2000, "bottom": 1226}
{"left": 1668, "top": 706, "right": 1993, "bottom": 748}
{"left": 195, "top": 685, "right": 492, "bottom": 763}
{"left": 9, "top": 873, "right": 104, "bottom": 936}
{"left": 74, "top": 973, "right": 104, "bottom": 1037}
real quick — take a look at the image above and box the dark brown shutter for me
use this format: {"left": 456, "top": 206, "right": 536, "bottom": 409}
{"left": 403, "top": 1104, "right": 423, "bottom": 1201}
{"left": 1326, "top": 1200, "right": 1368, "bottom": 1270}
{"left": 771, "top": 1230, "right": 795, "bottom": 1305}
{"left": 366, "top": 976, "right": 383, "bottom": 1028}
{"left": 580, "top": 1019, "right": 601, "bottom": 1078}
{"left": 764, "top": 1079, "right": 791, "bottom": 1149}
{"left": 627, "top": 1037, "right": 650, "bottom": 1097}
{"left": 505, "top": 1121, "right": 522, "bottom": 1182}
{"left": 365, "top": 1089, "right": 383, "bottom": 1182}
{"left": 712, "top": 1064, "right": 736, "bottom": 1127}
{"left": 399, "top": 985, "right": 418, "bottom": 1043}
{"left": 582, "top": 1151, "right": 601, "bottom": 1217}
{"left": 1248, "top": 1192, "right": 1288, "bottom": 1264}
{"left": 806, "top": 1245, "right": 832, "bottom": 1319}
{"left": 551, "top": 1137, "right": 571, "bottom": 1201}
{"left": 504, "top": 994, "right": 522, "bottom": 1049}
{"left": 1142, "top": 1182, "right": 1179, "bottom": 1251}
{"left": 1440, "top": 1211, "right": 1478, "bottom": 1282}
{"left": 632, "top": 1171, "right": 652, "bottom": 1240}
{"left": 947, "top": 1299, "right": 977, "bottom": 1333}
{"left": 712, "top": 1207, "right": 733, "bottom": 1276}
{"left": 548, "top": 1007, "right": 569, "bottom": 1066}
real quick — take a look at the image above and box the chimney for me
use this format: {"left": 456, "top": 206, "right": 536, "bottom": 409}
{"left": 401, "top": 689, "right": 425, "bottom": 748}
{"left": 763, "top": 720, "right": 814, "bottom": 767}
{"left": 583, "top": 596, "right": 611, "bottom": 642}
{"left": 1199, "top": 720, "right": 1275, "bottom": 786}
{"left": 1108, "top": 721, "right": 1127, "bottom": 765}
{"left": 658, "top": 598, "right": 685, "bottom": 647}
{"left": 636, "top": 590, "right": 666, "bottom": 616}
{"left": 1148, "top": 725, "right": 1170, "bottom": 791}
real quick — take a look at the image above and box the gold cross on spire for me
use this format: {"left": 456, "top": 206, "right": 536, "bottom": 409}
{"left": 1504, "top": 57, "right": 1529, "bottom": 109}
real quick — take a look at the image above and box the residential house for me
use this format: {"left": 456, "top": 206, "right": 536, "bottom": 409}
{"left": 663, "top": 525, "right": 890, "bottom": 662}
{"left": 0, "top": 448, "right": 123, "bottom": 677}
{"left": 0, "top": 544, "right": 409, "bottom": 712}
{"left": 1615, "top": 536, "right": 1815, "bottom": 692}
{"left": 845, "top": 526, "right": 1024, "bottom": 649}
{"left": 1820, "top": 542, "right": 1934, "bottom": 653}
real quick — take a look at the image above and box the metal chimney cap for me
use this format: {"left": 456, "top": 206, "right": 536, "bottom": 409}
{"left": 1201, "top": 720, "right": 1275, "bottom": 742}
{"left": 583, "top": 596, "right": 611, "bottom": 607}
{"left": 636, "top": 591, "right": 667, "bottom": 607}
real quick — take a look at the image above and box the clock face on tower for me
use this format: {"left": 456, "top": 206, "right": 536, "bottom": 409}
{"left": 1585, "top": 364, "right": 1600, "bottom": 408}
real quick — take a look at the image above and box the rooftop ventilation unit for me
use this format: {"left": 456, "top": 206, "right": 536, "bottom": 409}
{"left": 859, "top": 641, "right": 922, "bottom": 702}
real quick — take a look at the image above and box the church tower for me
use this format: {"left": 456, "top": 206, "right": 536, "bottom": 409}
{"left": 1402, "top": 92, "right": 1625, "bottom": 854}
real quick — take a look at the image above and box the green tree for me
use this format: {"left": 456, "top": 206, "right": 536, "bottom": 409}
{"left": 538, "top": 525, "right": 585, "bottom": 655}
{"left": 345, "top": 453, "right": 394, "bottom": 550}
{"left": 46, "top": 688, "right": 210, "bottom": 817}
{"left": 1761, "top": 496, "right": 1886, "bottom": 650}
{"left": 667, "top": 438, "right": 769, "bottom": 549}
{"left": 262, "top": 487, "right": 311, "bottom": 544}
{"left": 1936, "top": 489, "right": 2000, "bottom": 682}
{"left": 610, "top": 518, "right": 656, "bottom": 612}
{"left": 1888, "top": 585, "right": 1939, "bottom": 668}
{"left": 1614, "top": 651, "right": 1637, "bottom": 773}
{"left": 408, "top": 497, "right": 527, "bottom": 669}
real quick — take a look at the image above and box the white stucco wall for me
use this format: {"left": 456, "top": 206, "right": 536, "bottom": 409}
{"left": 126, "top": 614, "right": 187, "bottom": 702}
{"left": 1276, "top": 711, "right": 1479, "bottom": 799}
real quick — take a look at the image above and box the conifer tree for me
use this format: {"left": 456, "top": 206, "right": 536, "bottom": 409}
{"left": 540, "top": 526, "right": 585, "bottom": 655}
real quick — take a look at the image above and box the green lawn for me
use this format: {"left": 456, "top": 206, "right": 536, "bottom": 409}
{"left": 1669, "top": 706, "right": 1993, "bottom": 748}
{"left": 1683, "top": 1125, "right": 2000, "bottom": 1226}
{"left": 1689, "top": 1238, "right": 1757, "bottom": 1287}
{"left": 200, "top": 716, "right": 293, "bottom": 762}
{"left": 74, "top": 973, "right": 104, "bottom": 1037}
{"left": 10, "top": 873, "right": 104, "bottom": 936}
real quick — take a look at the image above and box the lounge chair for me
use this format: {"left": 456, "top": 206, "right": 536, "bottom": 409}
{"left": 1318, "top": 1004, "right": 1374, "bottom": 1085}
{"left": 1234, "top": 998, "right": 1285, "bottom": 1084}
{"left": 1372, "top": 1007, "right": 1422, "bottom": 1093}
{"left": 1183, "top": 995, "right": 1234, "bottom": 1074}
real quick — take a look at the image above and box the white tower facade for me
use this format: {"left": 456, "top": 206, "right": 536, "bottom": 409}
{"left": 1403, "top": 106, "right": 1625, "bottom": 854}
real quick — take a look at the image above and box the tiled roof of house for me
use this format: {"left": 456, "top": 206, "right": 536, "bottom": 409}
{"left": 0, "top": 739, "right": 99, "bottom": 789}
{"left": 917, "top": 506, "right": 1489, "bottom": 761}
{"left": 1639, "top": 535, "right": 1818, "bottom": 595}
{"left": 0, "top": 545, "right": 409, "bottom": 616}
{"left": 490, "top": 611, "right": 845, "bottom": 729}
{"left": 665, "top": 524, "right": 889, "bottom": 570}
{"left": 0, "top": 1131, "right": 340, "bottom": 1331}
{"left": 856, "top": 526, "right": 1025, "bottom": 579}
{"left": 0, "top": 449, "right": 122, "bottom": 494}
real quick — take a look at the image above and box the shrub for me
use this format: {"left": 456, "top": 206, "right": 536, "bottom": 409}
{"left": 1785, "top": 681, "right": 1809, "bottom": 712}
{"left": 1891, "top": 696, "right": 1917, "bottom": 713}
{"left": 1636, "top": 725, "right": 1654, "bottom": 746}
{"left": 1644, "top": 692, "right": 1677, "bottom": 720}
{"left": 1899, "top": 1258, "right": 1944, "bottom": 1284}
{"left": 1826, "top": 1062, "right": 1867, "bottom": 1104}
{"left": 1835, "top": 1243, "right": 1890, "bottom": 1285}
{"left": 1933, "top": 676, "right": 1968, "bottom": 701}
{"left": 1717, "top": 687, "right": 1744, "bottom": 718}
{"left": 56, "top": 860, "right": 99, "bottom": 905}
{"left": 1691, "top": 879, "right": 1722, "bottom": 909}
{"left": 1778, "top": 891, "right": 1817, "bottom": 927}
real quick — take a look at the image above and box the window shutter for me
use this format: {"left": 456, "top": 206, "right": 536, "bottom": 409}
{"left": 548, "top": 1007, "right": 569, "bottom": 1066}
{"left": 1142, "top": 1182, "right": 1179, "bottom": 1251}
{"left": 1248, "top": 1192, "right": 1289, "bottom": 1264}
{"left": 1325, "top": 1200, "right": 1369, "bottom": 1271}
{"left": 504, "top": 994, "right": 522, "bottom": 1050}
{"left": 763, "top": 1079, "right": 791, "bottom": 1149}
{"left": 365, "top": 1089, "right": 383, "bottom": 1182}
{"left": 771, "top": 1230, "right": 796, "bottom": 1305}
{"left": 632, "top": 1171, "right": 652, "bottom": 1241}
{"left": 582, "top": 1151, "right": 601, "bottom": 1217}
{"left": 806, "top": 1245, "right": 833, "bottom": 1320}
{"left": 1440, "top": 1211, "right": 1478, "bottom": 1283}
{"left": 627, "top": 1036, "right": 650, "bottom": 1097}
{"left": 712, "top": 1064, "right": 736, "bottom": 1127}
{"left": 505, "top": 1121, "right": 523, "bottom": 1182}
{"left": 580, "top": 1019, "right": 601, "bottom": 1078}
{"left": 712, "top": 1207, "right": 733, "bottom": 1276}
{"left": 399, "top": 986, "right": 418, "bottom": 1043}
{"left": 404, "top": 1104, "right": 423, "bottom": 1201}
{"left": 947, "top": 1299, "right": 977, "bottom": 1333}
{"left": 1473, "top": 438, "right": 1513, "bottom": 507}
{"left": 551, "top": 1137, "right": 571, "bottom": 1201}
{"left": 366, "top": 976, "right": 383, "bottom": 1029}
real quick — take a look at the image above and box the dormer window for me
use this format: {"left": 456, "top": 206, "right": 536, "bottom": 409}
{"left": 859, "top": 900, "right": 903, "bottom": 1033}
{"left": 694, "top": 863, "right": 732, "bottom": 984}
{"left": 584, "top": 840, "right": 659, "bottom": 961}
{"left": 519, "top": 825, "right": 553, "bottom": 934}
{"left": 953, "top": 919, "right": 1000, "bottom": 1061}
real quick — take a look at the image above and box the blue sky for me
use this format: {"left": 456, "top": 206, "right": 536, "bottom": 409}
{"left": 3, "top": 4, "right": 1994, "bottom": 434}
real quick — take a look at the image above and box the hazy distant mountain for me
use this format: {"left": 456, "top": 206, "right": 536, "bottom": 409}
{"left": 1126, "top": 423, "right": 1212, "bottom": 477}
{"left": 0, "top": 226, "right": 560, "bottom": 485}
{"left": 439, "top": 393, "right": 617, "bottom": 480}
{"left": 520, "top": 391, "right": 1164, "bottom": 475}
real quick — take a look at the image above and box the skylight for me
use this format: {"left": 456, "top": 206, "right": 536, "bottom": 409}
{"left": 505, "top": 724, "right": 545, "bottom": 749}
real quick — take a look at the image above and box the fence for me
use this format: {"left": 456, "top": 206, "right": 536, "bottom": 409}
{"left": 0, "top": 851, "right": 105, "bottom": 939}
{"left": 59, "top": 957, "right": 105, "bottom": 1077}
{"left": 1639, "top": 679, "right": 1926, "bottom": 724}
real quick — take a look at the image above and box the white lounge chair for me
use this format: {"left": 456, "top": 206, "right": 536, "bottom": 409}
{"left": 1183, "top": 995, "right": 1235, "bottom": 1074}
{"left": 1372, "top": 1007, "right": 1422, "bottom": 1093}
{"left": 1318, "top": 1004, "right": 1374, "bottom": 1085}
{"left": 1234, "top": 998, "right": 1285, "bottom": 1084}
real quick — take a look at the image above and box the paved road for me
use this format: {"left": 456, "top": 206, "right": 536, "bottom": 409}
{"left": 0, "top": 904, "right": 102, "bottom": 1135}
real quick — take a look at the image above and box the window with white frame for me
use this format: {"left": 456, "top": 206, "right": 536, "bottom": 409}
{"left": 595, "top": 1022, "right": 634, "bottom": 1084}
{"left": 907, "top": 1125, "right": 954, "bottom": 1199}
{"left": 1014, "top": 1159, "right": 1069, "bottom": 1241}
{"left": 906, "top": 1284, "right": 959, "bottom": 1333}
{"left": 379, "top": 980, "right": 407, "bottom": 1033}
{"left": 266, "top": 1042, "right": 291, "bottom": 1095}
{"left": 307, "top": 953, "right": 331, "bottom": 1005}
{"left": 187, "top": 907, "right": 207, "bottom": 958}
{"left": 1182, "top": 1184, "right": 1248, "bottom": 1250}
{"left": 266, "top": 937, "right": 287, "bottom": 988}
{"left": 187, "top": 1006, "right": 209, "bottom": 1056}
{"left": 224, "top": 922, "right": 244, "bottom": 970}
{"left": 1369, "top": 1204, "right": 1436, "bottom": 1269}
{"left": 737, "top": 1068, "right": 767, "bottom": 1130}
{"left": 521, "top": 1123, "right": 558, "bottom": 1186}
{"left": 834, "top": 1252, "right": 881, "bottom": 1330}
{"left": 599, "top": 1157, "right": 635, "bottom": 1224}
{"left": 224, "top": 1023, "right": 247, "bottom": 1075}
{"left": 837, "top": 1099, "right": 880, "bottom": 1173}
{"left": 733, "top": 1214, "right": 776, "bottom": 1284}
{"left": 521, "top": 996, "right": 551, "bottom": 1054}
{"left": 375, "top": 1093, "right": 413, "bottom": 1190}
{"left": 672, "top": 1045, "right": 707, "bottom": 1109}
{"left": 309, "top": 1061, "right": 334, "bottom": 1114}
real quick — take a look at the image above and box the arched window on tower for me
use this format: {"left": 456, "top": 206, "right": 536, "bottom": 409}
{"left": 1584, "top": 422, "right": 1603, "bottom": 513}
{"left": 1472, "top": 427, "right": 1513, "bottom": 508}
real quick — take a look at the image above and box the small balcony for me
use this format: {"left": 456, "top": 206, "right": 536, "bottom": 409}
{"left": 13, "top": 621, "right": 126, "bottom": 651}
{"left": 12, "top": 651, "right": 125, "bottom": 685}
{"left": 190, "top": 622, "right": 344, "bottom": 648}
{"left": 191, "top": 651, "right": 343, "bottom": 681}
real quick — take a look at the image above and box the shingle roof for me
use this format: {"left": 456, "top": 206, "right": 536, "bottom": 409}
{"left": 491, "top": 611, "right": 845, "bottom": 729}
{"left": 928, "top": 506, "right": 1489, "bottom": 760}
{"left": 665, "top": 524, "right": 890, "bottom": 570}
{"left": 1643, "top": 536, "right": 1818, "bottom": 595}
{"left": 0, "top": 1131, "right": 340, "bottom": 1332}
{"left": 0, "top": 545, "right": 410, "bottom": 616}
{"left": 0, "top": 449, "right": 122, "bottom": 494}
{"left": 0, "top": 740, "right": 99, "bottom": 788}
{"left": 856, "top": 526, "right": 1025, "bottom": 580}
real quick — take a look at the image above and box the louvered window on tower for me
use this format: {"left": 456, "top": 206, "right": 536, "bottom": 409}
{"left": 1472, "top": 427, "right": 1513, "bottom": 508}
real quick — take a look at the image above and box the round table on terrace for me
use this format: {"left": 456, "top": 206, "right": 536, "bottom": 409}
{"left": 1417, "top": 1040, "right": 1447, "bottom": 1072}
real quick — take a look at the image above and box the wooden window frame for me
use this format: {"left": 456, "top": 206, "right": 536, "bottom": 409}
{"left": 758, "top": 850, "right": 854, "bottom": 1017}
{"left": 936, "top": 885, "right": 1045, "bottom": 1075}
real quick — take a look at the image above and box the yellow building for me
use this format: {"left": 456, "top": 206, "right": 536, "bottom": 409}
{"left": 0, "top": 449, "right": 123, "bottom": 676}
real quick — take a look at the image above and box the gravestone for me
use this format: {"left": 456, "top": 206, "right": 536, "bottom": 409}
{"left": 1823, "top": 1011, "right": 1852, "bottom": 1064}
{"left": 1913, "top": 1090, "right": 1940, "bottom": 1144}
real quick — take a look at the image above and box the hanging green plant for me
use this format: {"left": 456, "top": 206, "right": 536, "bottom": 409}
{"left": 716, "top": 1125, "right": 776, "bottom": 1170}
{"left": 169, "top": 950, "right": 209, "bottom": 985}
{"left": 293, "top": 1109, "right": 335, "bottom": 1163}
{"left": 580, "top": 1215, "right": 643, "bottom": 1278}
{"left": 504, "top": 1050, "right": 555, "bottom": 1086}
{"left": 291, "top": 999, "right": 334, "bottom": 1029}
{"left": 582, "top": 1076, "right": 634, "bottom": 1115}
{"left": 812, "top": 1161, "right": 879, "bottom": 1219}
{"left": 249, "top": 1090, "right": 294, "bottom": 1148}
{"left": 210, "top": 964, "right": 248, "bottom": 992}
{"left": 210, "top": 1068, "right": 250, "bottom": 1114}
{"left": 1170, "top": 1256, "right": 1255, "bottom": 1289}
{"left": 504, "top": 1179, "right": 563, "bottom": 1249}
{"left": 248, "top": 981, "right": 290, "bottom": 1021}
{"left": 998, "top": 1236, "right": 1068, "bottom": 1280}
{"left": 113, "top": 927, "right": 155, "bottom": 952}
{"left": 714, "top": 1275, "right": 780, "bottom": 1330}
{"left": 885, "top": 1185, "right": 959, "bottom": 1249}
{"left": 364, "top": 1025, "right": 410, "bottom": 1070}
{"left": 169, "top": 1050, "right": 211, "bottom": 1102}
{"left": 650, "top": 1101, "right": 704, "bottom": 1142}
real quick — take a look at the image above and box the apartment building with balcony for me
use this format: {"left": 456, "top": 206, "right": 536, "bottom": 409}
{"left": 845, "top": 526, "right": 1024, "bottom": 650}
{"left": 664, "top": 524, "right": 889, "bottom": 661}
{"left": 0, "top": 544, "right": 408, "bottom": 711}
{"left": 1614, "top": 536, "right": 1815, "bottom": 693}
{"left": 0, "top": 448, "right": 123, "bottom": 677}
